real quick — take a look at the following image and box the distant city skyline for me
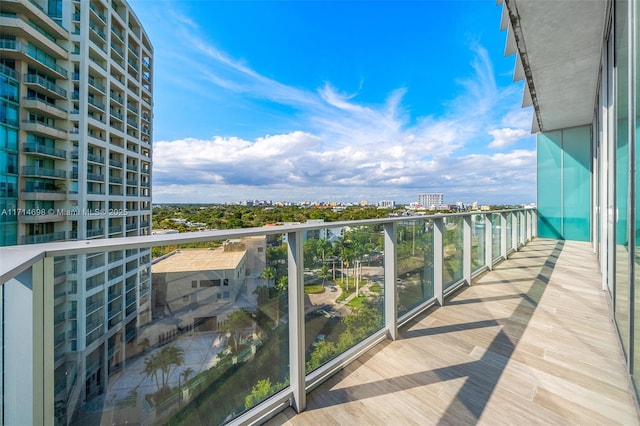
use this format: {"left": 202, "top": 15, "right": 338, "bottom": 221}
{"left": 130, "top": 0, "right": 536, "bottom": 205}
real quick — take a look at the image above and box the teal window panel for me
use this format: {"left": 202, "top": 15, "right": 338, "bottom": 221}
{"left": 537, "top": 131, "right": 563, "bottom": 238}
{"left": 562, "top": 126, "right": 591, "bottom": 241}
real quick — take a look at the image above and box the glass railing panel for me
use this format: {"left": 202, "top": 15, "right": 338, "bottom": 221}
{"left": 304, "top": 225, "right": 384, "bottom": 373}
{"left": 397, "top": 219, "right": 434, "bottom": 317}
{"left": 443, "top": 216, "right": 463, "bottom": 289}
{"left": 491, "top": 213, "right": 501, "bottom": 262}
{"left": 53, "top": 238, "right": 288, "bottom": 424}
{"left": 471, "top": 214, "right": 486, "bottom": 272}
{"left": 126, "top": 237, "right": 289, "bottom": 425}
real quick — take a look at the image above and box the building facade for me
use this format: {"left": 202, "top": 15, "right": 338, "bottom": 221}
{"left": 501, "top": 0, "right": 640, "bottom": 398}
{"left": 0, "top": 0, "right": 153, "bottom": 422}
{"left": 418, "top": 193, "right": 444, "bottom": 210}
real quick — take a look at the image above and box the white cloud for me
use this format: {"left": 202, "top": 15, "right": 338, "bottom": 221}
{"left": 142, "top": 5, "right": 536, "bottom": 204}
{"left": 488, "top": 128, "right": 530, "bottom": 149}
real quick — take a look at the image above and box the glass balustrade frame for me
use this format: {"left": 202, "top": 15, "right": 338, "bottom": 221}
{"left": 0, "top": 208, "right": 536, "bottom": 426}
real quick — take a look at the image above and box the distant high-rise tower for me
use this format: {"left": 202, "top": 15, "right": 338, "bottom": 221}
{"left": 418, "top": 193, "right": 443, "bottom": 209}
{"left": 0, "top": 0, "right": 153, "bottom": 420}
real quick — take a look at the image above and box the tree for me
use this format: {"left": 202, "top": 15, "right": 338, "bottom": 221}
{"left": 244, "top": 377, "right": 289, "bottom": 409}
{"left": 143, "top": 352, "right": 161, "bottom": 392}
{"left": 181, "top": 367, "right": 194, "bottom": 388}
{"left": 319, "top": 264, "right": 331, "bottom": 285}
{"left": 260, "top": 267, "right": 276, "bottom": 287}
{"left": 142, "top": 344, "right": 185, "bottom": 395}
{"left": 221, "top": 310, "right": 253, "bottom": 353}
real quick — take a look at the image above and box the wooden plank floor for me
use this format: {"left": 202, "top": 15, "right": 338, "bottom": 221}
{"left": 266, "top": 239, "right": 640, "bottom": 425}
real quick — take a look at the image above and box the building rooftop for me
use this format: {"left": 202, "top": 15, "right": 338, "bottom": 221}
{"left": 152, "top": 247, "right": 245, "bottom": 273}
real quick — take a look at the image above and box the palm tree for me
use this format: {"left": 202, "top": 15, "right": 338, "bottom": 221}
{"left": 319, "top": 264, "right": 331, "bottom": 285}
{"left": 180, "top": 367, "right": 194, "bottom": 388}
{"left": 159, "top": 345, "right": 184, "bottom": 391}
{"left": 142, "top": 352, "right": 161, "bottom": 392}
{"left": 260, "top": 267, "right": 276, "bottom": 287}
{"left": 142, "top": 345, "right": 185, "bottom": 395}
{"left": 221, "top": 310, "right": 252, "bottom": 353}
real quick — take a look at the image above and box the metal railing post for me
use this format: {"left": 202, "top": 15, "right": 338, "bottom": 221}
{"left": 463, "top": 215, "right": 472, "bottom": 285}
{"left": 501, "top": 212, "right": 508, "bottom": 260}
{"left": 512, "top": 211, "right": 519, "bottom": 252}
{"left": 433, "top": 217, "right": 444, "bottom": 305}
{"left": 287, "top": 231, "right": 306, "bottom": 413}
{"left": 485, "top": 213, "right": 493, "bottom": 270}
{"left": 384, "top": 223, "right": 398, "bottom": 340}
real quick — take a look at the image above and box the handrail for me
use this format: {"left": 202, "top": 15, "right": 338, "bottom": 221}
{"left": 0, "top": 208, "right": 535, "bottom": 284}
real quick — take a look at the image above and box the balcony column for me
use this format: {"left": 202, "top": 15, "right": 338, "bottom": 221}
{"left": 463, "top": 215, "right": 472, "bottom": 285}
{"left": 512, "top": 211, "right": 519, "bottom": 252}
{"left": 501, "top": 212, "right": 508, "bottom": 260}
{"left": 485, "top": 213, "right": 493, "bottom": 270}
{"left": 287, "top": 230, "right": 306, "bottom": 413}
{"left": 384, "top": 223, "right": 398, "bottom": 340}
{"left": 532, "top": 209, "right": 538, "bottom": 237}
{"left": 3, "top": 257, "right": 54, "bottom": 426}
{"left": 433, "top": 217, "right": 444, "bottom": 306}
{"left": 519, "top": 211, "right": 526, "bottom": 247}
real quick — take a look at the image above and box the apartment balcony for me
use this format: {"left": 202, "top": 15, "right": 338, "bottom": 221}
{"left": 23, "top": 74, "right": 66, "bottom": 99}
{"left": 22, "top": 143, "right": 66, "bottom": 159}
{"left": 21, "top": 231, "right": 66, "bottom": 244}
{"left": 21, "top": 187, "right": 66, "bottom": 201}
{"left": 0, "top": 40, "right": 67, "bottom": 79}
{"left": 18, "top": 212, "right": 65, "bottom": 224}
{"left": 2, "top": 209, "right": 637, "bottom": 425}
{"left": 0, "top": 63, "right": 18, "bottom": 80}
{"left": 88, "top": 97, "right": 106, "bottom": 111}
{"left": 86, "top": 228, "right": 105, "bottom": 238}
{"left": 0, "top": 0, "right": 68, "bottom": 39}
{"left": 22, "top": 166, "right": 66, "bottom": 179}
{"left": 267, "top": 238, "right": 638, "bottom": 425}
{"left": 87, "top": 153, "right": 104, "bottom": 165}
{"left": 0, "top": 15, "right": 67, "bottom": 59}
{"left": 22, "top": 97, "right": 67, "bottom": 119}
{"left": 22, "top": 120, "right": 67, "bottom": 139}
{"left": 88, "top": 76, "right": 106, "bottom": 93}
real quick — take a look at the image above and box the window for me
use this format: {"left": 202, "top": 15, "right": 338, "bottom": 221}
{"left": 191, "top": 280, "right": 197, "bottom": 288}
{"left": 223, "top": 279, "right": 229, "bottom": 286}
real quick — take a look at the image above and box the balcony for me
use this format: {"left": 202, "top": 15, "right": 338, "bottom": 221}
{"left": 2, "top": 209, "right": 637, "bottom": 425}
{"left": 21, "top": 186, "right": 66, "bottom": 201}
{"left": 23, "top": 74, "right": 66, "bottom": 98}
{"left": 22, "top": 143, "right": 66, "bottom": 159}
{"left": 0, "top": 40, "right": 67, "bottom": 79}
{"left": 87, "top": 153, "right": 105, "bottom": 164}
{"left": 267, "top": 238, "right": 639, "bottom": 425}
{"left": 22, "top": 119, "right": 67, "bottom": 139}
{"left": 22, "top": 166, "right": 66, "bottom": 179}
{"left": 22, "top": 97, "right": 66, "bottom": 119}
{"left": 21, "top": 231, "right": 66, "bottom": 244}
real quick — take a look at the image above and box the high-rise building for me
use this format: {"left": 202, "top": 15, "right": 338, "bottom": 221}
{"left": 417, "top": 193, "right": 443, "bottom": 209}
{"left": 0, "top": 0, "right": 152, "bottom": 419}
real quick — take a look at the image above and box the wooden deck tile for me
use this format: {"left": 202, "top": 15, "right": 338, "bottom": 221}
{"left": 265, "top": 239, "right": 639, "bottom": 425}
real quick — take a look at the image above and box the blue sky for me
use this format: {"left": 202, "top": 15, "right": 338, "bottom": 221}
{"left": 129, "top": 0, "right": 535, "bottom": 205}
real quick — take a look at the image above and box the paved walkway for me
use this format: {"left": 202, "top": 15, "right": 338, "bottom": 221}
{"left": 268, "top": 239, "right": 640, "bottom": 425}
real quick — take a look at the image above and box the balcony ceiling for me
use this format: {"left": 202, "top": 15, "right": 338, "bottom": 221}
{"left": 501, "top": 0, "right": 608, "bottom": 133}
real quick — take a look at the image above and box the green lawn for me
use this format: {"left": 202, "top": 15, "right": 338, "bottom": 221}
{"left": 369, "top": 283, "right": 382, "bottom": 293}
{"left": 304, "top": 284, "right": 324, "bottom": 294}
{"left": 347, "top": 296, "right": 368, "bottom": 308}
